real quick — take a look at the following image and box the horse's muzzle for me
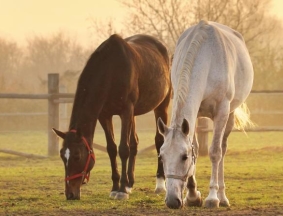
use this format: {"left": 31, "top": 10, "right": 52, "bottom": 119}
{"left": 165, "top": 197, "right": 183, "bottom": 209}
{"left": 66, "top": 191, "right": 80, "bottom": 200}
{"left": 164, "top": 178, "right": 184, "bottom": 209}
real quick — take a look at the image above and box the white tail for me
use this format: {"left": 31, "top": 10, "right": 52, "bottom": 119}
{"left": 234, "top": 102, "right": 255, "bottom": 131}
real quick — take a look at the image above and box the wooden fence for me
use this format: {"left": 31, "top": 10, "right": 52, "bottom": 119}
{"left": 0, "top": 74, "right": 66, "bottom": 156}
{"left": 0, "top": 73, "right": 282, "bottom": 157}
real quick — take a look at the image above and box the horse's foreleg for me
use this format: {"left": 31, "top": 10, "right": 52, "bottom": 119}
{"left": 154, "top": 129, "right": 166, "bottom": 194}
{"left": 154, "top": 106, "right": 169, "bottom": 194}
{"left": 115, "top": 104, "right": 134, "bottom": 200}
{"left": 184, "top": 133, "right": 202, "bottom": 207}
{"left": 99, "top": 116, "right": 120, "bottom": 198}
{"left": 218, "top": 111, "right": 234, "bottom": 207}
{"left": 204, "top": 101, "right": 230, "bottom": 208}
{"left": 127, "top": 117, "right": 138, "bottom": 194}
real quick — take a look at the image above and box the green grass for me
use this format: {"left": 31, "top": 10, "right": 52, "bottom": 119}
{"left": 0, "top": 131, "right": 283, "bottom": 215}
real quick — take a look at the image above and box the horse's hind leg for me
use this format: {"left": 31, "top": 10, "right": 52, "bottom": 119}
{"left": 99, "top": 115, "right": 120, "bottom": 198}
{"left": 154, "top": 93, "right": 170, "bottom": 194}
{"left": 218, "top": 111, "right": 234, "bottom": 207}
{"left": 127, "top": 117, "right": 139, "bottom": 194}
{"left": 115, "top": 103, "right": 134, "bottom": 200}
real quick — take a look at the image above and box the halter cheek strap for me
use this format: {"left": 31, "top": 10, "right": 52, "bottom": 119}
{"left": 65, "top": 129, "right": 95, "bottom": 184}
{"left": 165, "top": 144, "right": 196, "bottom": 182}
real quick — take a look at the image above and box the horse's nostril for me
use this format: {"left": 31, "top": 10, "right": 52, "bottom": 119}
{"left": 176, "top": 198, "right": 182, "bottom": 208}
{"left": 165, "top": 198, "right": 182, "bottom": 209}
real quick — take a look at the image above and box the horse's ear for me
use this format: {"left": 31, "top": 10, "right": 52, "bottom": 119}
{"left": 181, "top": 119, "right": 189, "bottom": 136}
{"left": 52, "top": 128, "right": 66, "bottom": 139}
{"left": 157, "top": 117, "right": 168, "bottom": 135}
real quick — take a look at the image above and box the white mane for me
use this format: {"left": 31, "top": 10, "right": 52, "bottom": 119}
{"left": 171, "top": 20, "right": 209, "bottom": 126}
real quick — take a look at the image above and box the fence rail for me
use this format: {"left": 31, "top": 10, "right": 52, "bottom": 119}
{"left": 0, "top": 93, "right": 74, "bottom": 100}
{"left": 0, "top": 73, "right": 282, "bottom": 156}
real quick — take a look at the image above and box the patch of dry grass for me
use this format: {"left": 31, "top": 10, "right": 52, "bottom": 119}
{"left": 0, "top": 131, "right": 283, "bottom": 215}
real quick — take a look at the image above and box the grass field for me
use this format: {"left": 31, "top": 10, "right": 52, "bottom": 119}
{"left": 0, "top": 131, "right": 283, "bottom": 215}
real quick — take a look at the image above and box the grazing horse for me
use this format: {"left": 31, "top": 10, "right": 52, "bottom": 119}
{"left": 157, "top": 20, "right": 254, "bottom": 209}
{"left": 53, "top": 34, "right": 171, "bottom": 200}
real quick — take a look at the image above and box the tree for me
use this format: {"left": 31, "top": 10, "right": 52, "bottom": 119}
{"left": 119, "top": 0, "right": 283, "bottom": 90}
{"left": 0, "top": 38, "right": 22, "bottom": 91}
{"left": 120, "top": 0, "right": 193, "bottom": 52}
{"left": 21, "top": 32, "right": 90, "bottom": 92}
{"left": 88, "top": 17, "right": 122, "bottom": 44}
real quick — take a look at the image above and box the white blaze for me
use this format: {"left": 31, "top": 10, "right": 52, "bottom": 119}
{"left": 65, "top": 148, "right": 70, "bottom": 167}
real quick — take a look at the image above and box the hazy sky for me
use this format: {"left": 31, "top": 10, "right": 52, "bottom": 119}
{"left": 0, "top": 0, "right": 126, "bottom": 47}
{"left": 0, "top": 0, "right": 282, "bottom": 48}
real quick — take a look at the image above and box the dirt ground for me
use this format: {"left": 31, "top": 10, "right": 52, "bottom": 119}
{"left": 82, "top": 207, "right": 283, "bottom": 216}
{"left": 5, "top": 206, "right": 282, "bottom": 216}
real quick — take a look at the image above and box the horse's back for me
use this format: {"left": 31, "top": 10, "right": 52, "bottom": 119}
{"left": 126, "top": 34, "right": 169, "bottom": 60}
{"left": 173, "top": 21, "right": 253, "bottom": 113}
{"left": 100, "top": 34, "right": 171, "bottom": 116}
{"left": 207, "top": 21, "right": 253, "bottom": 108}
{"left": 126, "top": 35, "right": 171, "bottom": 115}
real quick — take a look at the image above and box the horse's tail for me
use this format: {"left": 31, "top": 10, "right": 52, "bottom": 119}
{"left": 234, "top": 102, "right": 255, "bottom": 131}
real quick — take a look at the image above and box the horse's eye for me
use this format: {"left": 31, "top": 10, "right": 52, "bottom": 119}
{"left": 73, "top": 153, "right": 81, "bottom": 161}
{"left": 182, "top": 154, "right": 188, "bottom": 161}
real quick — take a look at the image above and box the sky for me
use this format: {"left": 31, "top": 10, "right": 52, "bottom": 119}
{"left": 0, "top": 0, "right": 126, "bottom": 47}
{"left": 0, "top": 0, "right": 282, "bottom": 48}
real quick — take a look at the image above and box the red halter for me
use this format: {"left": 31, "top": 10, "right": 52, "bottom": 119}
{"left": 65, "top": 129, "right": 95, "bottom": 184}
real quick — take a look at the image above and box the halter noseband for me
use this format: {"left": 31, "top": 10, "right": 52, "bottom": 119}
{"left": 65, "top": 129, "right": 95, "bottom": 184}
{"left": 165, "top": 144, "right": 196, "bottom": 182}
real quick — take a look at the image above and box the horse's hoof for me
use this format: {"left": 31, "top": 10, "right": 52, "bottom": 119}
{"left": 115, "top": 192, "right": 129, "bottom": 200}
{"left": 155, "top": 187, "right": 166, "bottom": 194}
{"left": 184, "top": 191, "right": 202, "bottom": 207}
{"left": 109, "top": 191, "right": 118, "bottom": 198}
{"left": 204, "top": 198, "right": 220, "bottom": 208}
{"left": 126, "top": 187, "right": 132, "bottom": 194}
{"left": 220, "top": 199, "right": 230, "bottom": 207}
{"left": 155, "top": 178, "right": 166, "bottom": 194}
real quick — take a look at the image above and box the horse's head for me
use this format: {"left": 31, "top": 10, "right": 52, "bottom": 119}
{"left": 157, "top": 118, "right": 196, "bottom": 209}
{"left": 52, "top": 128, "right": 95, "bottom": 200}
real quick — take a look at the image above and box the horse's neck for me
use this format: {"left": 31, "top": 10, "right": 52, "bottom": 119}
{"left": 171, "top": 46, "right": 212, "bottom": 136}
{"left": 171, "top": 67, "right": 210, "bottom": 137}
{"left": 170, "top": 92, "right": 203, "bottom": 138}
{"left": 69, "top": 93, "right": 102, "bottom": 140}
{"left": 69, "top": 117, "right": 97, "bottom": 142}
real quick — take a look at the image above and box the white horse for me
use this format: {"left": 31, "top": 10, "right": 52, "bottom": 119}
{"left": 157, "top": 20, "right": 254, "bottom": 209}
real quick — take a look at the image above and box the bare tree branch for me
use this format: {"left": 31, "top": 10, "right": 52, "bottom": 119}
{"left": 90, "top": 0, "right": 283, "bottom": 90}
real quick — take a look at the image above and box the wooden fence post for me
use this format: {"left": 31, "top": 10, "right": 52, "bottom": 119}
{"left": 197, "top": 118, "right": 209, "bottom": 156}
{"left": 59, "top": 85, "right": 68, "bottom": 131}
{"left": 48, "top": 73, "right": 59, "bottom": 156}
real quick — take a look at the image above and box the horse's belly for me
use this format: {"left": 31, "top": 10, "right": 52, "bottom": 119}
{"left": 134, "top": 87, "right": 170, "bottom": 115}
{"left": 198, "top": 99, "right": 217, "bottom": 119}
{"left": 101, "top": 82, "right": 170, "bottom": 116}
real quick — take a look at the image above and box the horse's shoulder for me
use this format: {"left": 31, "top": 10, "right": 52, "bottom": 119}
{"left": 109, "top": 34, "right": 129, "bottom": 48}
{"left": 176, "top": 20, "right": 209, "bottom": 46}
{"left": 126, "top": 34, "right": 169, "bottom": 64}
{"left": 176, "top": 25, "right": 196, "bottom": 46}
{"left": 110, "top": 33, "right": 122, "bottom": 39}
{"left": 179, "top": 21, "right": 244, "bottom": 46}
{"left": 126, "top": 34, "right": 167, "bottom": 50}
{"left": 208, "top": 21, "right": 245, "bottom": 43}
{"left": 93, "top": 34, "right": 124, "bottom": 56}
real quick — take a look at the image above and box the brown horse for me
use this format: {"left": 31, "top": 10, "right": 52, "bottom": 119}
{"left": 53, "top": 34, "right": 171, "bottom": 200}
